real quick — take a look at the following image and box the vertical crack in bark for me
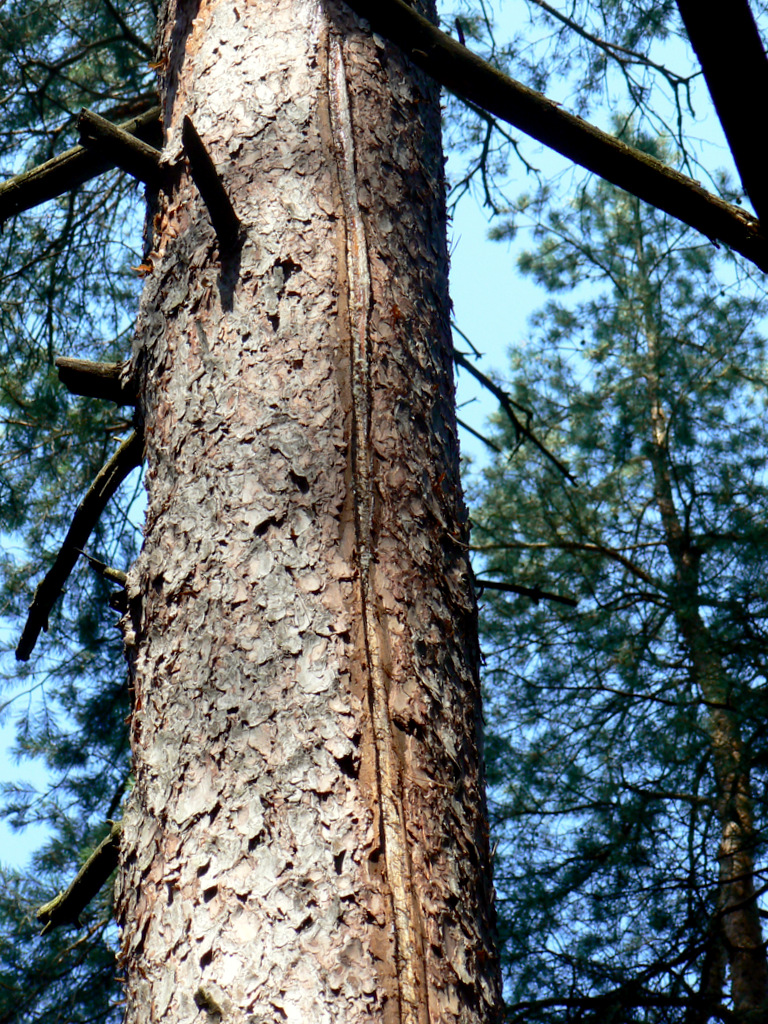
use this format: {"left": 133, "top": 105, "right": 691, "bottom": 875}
{"left": 327, "top": 34, "right": 425, "bottom": 1024}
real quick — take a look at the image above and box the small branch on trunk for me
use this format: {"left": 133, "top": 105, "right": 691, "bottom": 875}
{"left": 0, "top": 104, "right": 161, "bottom": 222}
{"left": 453, "top": 349, "right": 576, "bottom": 484}
{"left": 78, "top": 109, "right": 162, "bottom": 188}
{"left": 55, "top": 357, "right": 137, "bottom": 405}
{"left": 475, "top": 578, "right": 578, "bottom": 607}
{"left": 182, "top": 116, "right": 241, "bottom": 250}
{"left": 16, "top": 430, "right": 143, "bottom": 661}
{"left": 343, "top": 0, "right": 768, "bottom": 272}
{"left": 75, "top": 548, "right": 128, "bottom": 587}
{"left": 37, "top": 821, "right": 122, "bottom": 934}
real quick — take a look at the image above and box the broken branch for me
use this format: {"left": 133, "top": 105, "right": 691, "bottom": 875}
{"left": 16, "top": 430, "right": 143, "bottom": 661}
{"left": 0, "top": 105, "right": 160, "bottom": 223}
{"left": 343, "top": 0, "right": 768, "bottom": 272}
{"left": 75, "top": 548, "right": 128, "bottom": 587}
{"left": 37, "top": 821, "right": 122, "bottom": 934}
{"left": 56, "top": 357, "right": 136, "bottom": 405}
{"left": 182, "top": 116, "right": 241, "bottom": 250}
{"left": 78, "top": 108, "right": 162, "bottom": 188}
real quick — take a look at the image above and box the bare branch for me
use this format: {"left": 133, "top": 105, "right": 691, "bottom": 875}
{"left": 56, "top": 357, "right": 136, "bottom": 405}
{"left": 453, "top": 349, "right": 577, "bottom": 484}
{"left": 16, "top": 430, "right": 143, "bottom": 661}
{"left": 37, "top": 821, "right": 122, "bottom": 934}
{"left": 456, "top": 416, "right": 502, "bottom": 453}
{"left": 0, "top": 104, "right": 160, "bottom": 223}
{"left": 674, "top": 0, "right": 768, "bottom": 225}
{"left": 99, "top": 0, "right": 153, "bottom": 58}
{"left": 182, "top": 116, "right": 241, "bottom": 251}
{"left": 471, "top": 539, "right": 660, "bottom": 588}
{"left": 475, "top": 577, "right": 578, "bottom": 607}
{"left": 78, "top": 108, "right": 162, "bottom": 187}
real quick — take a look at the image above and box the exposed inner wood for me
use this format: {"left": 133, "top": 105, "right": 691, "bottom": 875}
{"left": 327, "top": 34, "right": 426, "bottom": 1024}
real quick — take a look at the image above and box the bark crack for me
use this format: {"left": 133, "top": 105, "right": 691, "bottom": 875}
{"left": 327, "top": 33, "right": 426, "bottom": 1024}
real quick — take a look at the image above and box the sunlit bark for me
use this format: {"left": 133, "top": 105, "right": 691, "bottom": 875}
{"left": 114, "top": 2, "right": 501, "bottom": 1022}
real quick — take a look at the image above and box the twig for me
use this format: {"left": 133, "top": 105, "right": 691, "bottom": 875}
{"left": 16, "top": 431, "right": 143, "bottom": 661}
{"left": 182, "top": 116, "right": 241, "bottom": 250}
{"left": 74, "top": 548, "right": 128, "bottom": 587}
{"left": 528, "top": 0, "right": 693, "bottom": 88}
{"left": 56, "top": 357, "right": 136, "bottom": 405}
{"left": 0, "top": 105, "right": 160, "bottom": 223}
{"left": 453, "top": 349, "right": 577, "bottom": 484}
{"left": 342, "top": 0, "right": 768, "bottom": 272}
{"left": 78, "top": 108, "right": 162, "bottom": 188}
{"left": 475, "top": 578, "right": 578, "bottom": 607}
{"left": 456, "top": 416, "right": 502, "bottom": 453}
{"left": 451, "top": 322, "right": 483, "bottom": 358}
{"left": 37, "top": 821, "right": 122, "bottom": 934}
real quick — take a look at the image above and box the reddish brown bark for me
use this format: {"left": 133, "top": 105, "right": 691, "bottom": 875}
{"left": 115, "top": 2, "right": 501, "bottom": 1022}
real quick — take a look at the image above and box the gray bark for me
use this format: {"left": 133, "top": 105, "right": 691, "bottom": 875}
{"left": 115, "top": 2, "right": 501, "bottom": 1022}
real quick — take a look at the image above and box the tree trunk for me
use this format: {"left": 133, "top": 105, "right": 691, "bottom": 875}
{"left": 114, "top": 2, "right": 501, "bottom": 1022}
{"left": 635, "top": 214, "right": 768, "bottom": 1018}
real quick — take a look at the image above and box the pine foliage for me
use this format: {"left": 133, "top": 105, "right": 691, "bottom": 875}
{"left": 0, "top": 1, "right": 155, "bottom": 1019}
{"left": 475, "top": 172, "right": 768, "bottom": 1021}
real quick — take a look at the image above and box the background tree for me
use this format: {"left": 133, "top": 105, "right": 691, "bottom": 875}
{"left": 474, "top": 168, "right": 768, "bottom": 1022}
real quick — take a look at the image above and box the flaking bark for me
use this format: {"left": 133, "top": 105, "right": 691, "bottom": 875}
{"left": 116, "top": 2, "right": 501, "bottom": 1022}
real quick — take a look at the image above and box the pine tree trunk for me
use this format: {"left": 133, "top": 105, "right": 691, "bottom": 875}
{"left": 114, "top": 2, "right": 501, "bottom": 1022}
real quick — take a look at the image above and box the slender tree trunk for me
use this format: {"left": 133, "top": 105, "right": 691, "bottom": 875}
{"left": 635, "top": 215, "right": 768, "bottom": 1018}
{"left": 114, "top": 1, "right": 501, "bottom": 1022}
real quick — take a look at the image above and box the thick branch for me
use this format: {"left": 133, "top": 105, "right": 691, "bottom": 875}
{"left": 182, "top": 116, "right": 241, "bottom": 250}
{"left": 453, "top": 349, "right": 576, "bottom": 483}
{"left": 343, "top": 0, "right": 768, "bottom": 272}
{"left": 16, "top": 430, "right": 143, "bottom": 661}
{"left": 37, "top": 821, "right": 122, "bottom": 934}
{"left": 675, "top": 0, "right": 768, "bottom": 226}
{"left": 78, "top": 108, "right": 162, "bottom": 188}
{"left": 56, "top": 357, "right": 136, "bottom": 405}
{"left": 0, "top": 105, "right": 160, "bottom": 222}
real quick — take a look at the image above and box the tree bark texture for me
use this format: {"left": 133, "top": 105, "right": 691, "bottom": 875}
{"left": 115, "top": 2, "right": 501, "bottom": 1023}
